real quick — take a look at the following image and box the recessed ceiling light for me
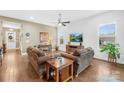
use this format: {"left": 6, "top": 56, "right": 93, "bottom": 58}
{"left": 29, "top": 16, "right": 34, "bottom": 20}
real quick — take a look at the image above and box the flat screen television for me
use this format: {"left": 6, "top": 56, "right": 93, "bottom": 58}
{"left": 70, "top": 33, "right": 83, "bottom": 42}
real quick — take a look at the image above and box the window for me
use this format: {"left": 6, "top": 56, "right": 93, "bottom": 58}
{"left": 99, "top": 23, "right": 116, "bottom": 48}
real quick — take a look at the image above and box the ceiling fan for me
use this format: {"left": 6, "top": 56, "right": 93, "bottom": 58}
{"left": 57, "top": 13, "right": 70, "bottom": 26}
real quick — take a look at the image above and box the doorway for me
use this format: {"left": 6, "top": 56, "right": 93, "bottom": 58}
{"left": 3, "top": 28, "right": 21, "bottom": 50}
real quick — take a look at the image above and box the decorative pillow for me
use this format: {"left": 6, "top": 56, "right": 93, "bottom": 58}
{"left": 32, "top": 48, "right": 45, "bottom": 57}
{"left": 73, "top": 49, "right": 81, "bottom": 56}
{"left": 40, "top": 51, "right": 45, "bottom": 56}
{"left": 27, "top": 46, "right": 33, "bottom": 54}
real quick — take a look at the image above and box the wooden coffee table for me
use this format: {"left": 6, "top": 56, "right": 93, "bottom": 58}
{"left": 46, "top": 57, "right": 74, "bottom": 82}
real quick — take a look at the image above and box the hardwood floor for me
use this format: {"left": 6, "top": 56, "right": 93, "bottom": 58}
{"left": 0, "top": 50, "right": 124, "bottom": 82}
{"left": 73, "top": 60, "right": 124, "bottom": 82}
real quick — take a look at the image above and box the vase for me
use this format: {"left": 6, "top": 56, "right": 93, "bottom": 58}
{"left": 55, "top": 46, "right": 59, "bottom": 51}
{"left": 108, "top": 54, "right": 117, "bottom": 63}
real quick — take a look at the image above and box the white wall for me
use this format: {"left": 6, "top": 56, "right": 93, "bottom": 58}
{"left": 58, "top": 11, "right": 124, "bottom": 64}
{"left": 21, "top": 22, "right": 57, "bottom": 52}
{"left": 0, "top": 16, "right": 57, "bottom": 53}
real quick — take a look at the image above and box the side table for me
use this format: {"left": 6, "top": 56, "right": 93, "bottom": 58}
{"left": 46, "top": 57, "right": 73, "bottom": 82}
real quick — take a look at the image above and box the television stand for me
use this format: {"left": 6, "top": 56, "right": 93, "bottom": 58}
{"left": 66, "top": 44, "right": 84, "bottom": 54}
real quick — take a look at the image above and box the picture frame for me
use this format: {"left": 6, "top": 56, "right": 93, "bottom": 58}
{"left": 39, "top": 32, "right": 49, "bottom": 43}
{"left": 60, "top": 36, "right": 64, "bottom": 44}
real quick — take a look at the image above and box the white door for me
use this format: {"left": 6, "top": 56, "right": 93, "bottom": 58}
{"left": 6, "top": 31, "right": 16, "bottom": 49}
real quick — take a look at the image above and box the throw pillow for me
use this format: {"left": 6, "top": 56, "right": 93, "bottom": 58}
{"left": 32, "top": 48, "right": 45, "bottom": 57}
{"left": 73, "top": 49, "right": 81, "bottom": 56}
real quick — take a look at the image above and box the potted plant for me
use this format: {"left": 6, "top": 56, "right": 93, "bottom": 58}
{"left": 34, "top": 45, "right": 37, "bottom": 48}
{"left": 100, "top": 43, "right": 120, "bottom": 63}
{"left": 55, "top": 45, "right": 59, "bottom": 51}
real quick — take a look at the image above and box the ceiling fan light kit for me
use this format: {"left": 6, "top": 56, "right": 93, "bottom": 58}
{"left": 58, "top": 22, "right": 62, "bottom": 26}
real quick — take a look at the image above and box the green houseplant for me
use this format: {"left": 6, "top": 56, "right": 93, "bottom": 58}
{"left": 100, "top": 43, "right": 120, "bottom": 62}
{"left": 33, "top": 45, "right": 37, "bottom": 48}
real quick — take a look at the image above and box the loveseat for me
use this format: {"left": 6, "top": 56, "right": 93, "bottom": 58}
{"left": 60, "top": 47, "right": 94, "bottom": 76}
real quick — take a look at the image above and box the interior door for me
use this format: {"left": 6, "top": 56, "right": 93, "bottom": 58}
{"left": 6, "top": 31, "right": 16, "bottom": 49}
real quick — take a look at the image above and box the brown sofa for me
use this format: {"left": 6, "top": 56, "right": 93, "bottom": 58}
{"left": 27, "top": 47, "right": 50, "bottom": 77}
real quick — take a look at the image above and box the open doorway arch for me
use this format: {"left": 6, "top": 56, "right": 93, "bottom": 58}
{"left": 2, "top": 21, "right": 23, "bottom": 52}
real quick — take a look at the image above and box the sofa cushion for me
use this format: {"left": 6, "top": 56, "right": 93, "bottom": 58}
{"left": 61, "top": 52, "right": 78, "bottom": 60}
{"left": 39, "top": 51, "right": 45, "bottom": 56}
{"left": 38, "top": 56, "right": 50, "bottom": 65}
{"left": 85, "top": 47, "right": 92, "bottom": 51}
{"left": 80, "top": 49, "right": 88, "bottom": 56}
{"left": 27, "top": 46, "right": 33, "bottom": 53}
{"left": 32, "top": 48, "right": 45, "bottom": 57}
{"left": 73, "top": 49, "right": 81, "bottom": 56}
{"left": 73, "top": 48, "right": 87, "bottom": 56}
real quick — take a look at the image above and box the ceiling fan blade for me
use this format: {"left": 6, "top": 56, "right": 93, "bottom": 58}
{"left": 51, "top": 22, "right": 58, "bottom": 23}
{"left": 62, "top": 23, "right": 66, "bottom": 26}
{"left": 62, "top": 21, "right": 70, "bottom": 23}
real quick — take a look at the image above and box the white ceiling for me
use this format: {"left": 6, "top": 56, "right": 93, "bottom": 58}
{"left": 0, "top": 10, "right": 108, "bottom": 26}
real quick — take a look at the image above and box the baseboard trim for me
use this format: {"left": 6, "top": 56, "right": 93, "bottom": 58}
{"left": 93, "top": 57, "right": 108, "bottom": 62}
{"left": 93, "top": 57, "right": 124, "bottom": 65}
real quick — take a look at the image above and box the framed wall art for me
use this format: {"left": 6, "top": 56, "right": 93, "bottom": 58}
{"left": 40, "top": 32, "right": 49, "bottom": 43}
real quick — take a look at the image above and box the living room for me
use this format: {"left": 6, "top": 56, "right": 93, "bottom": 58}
{"left": 1, "top": 0, "right": 124, "bottom": 92}
{"left": 0, "top": 10, "right": 124, "bottom": 82}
